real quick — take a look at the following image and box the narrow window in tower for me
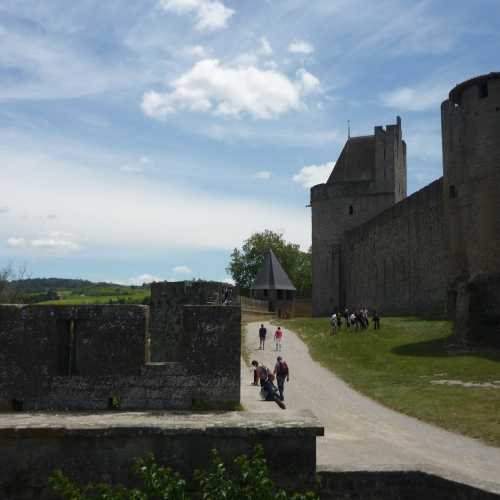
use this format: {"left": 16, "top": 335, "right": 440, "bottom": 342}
{"left": 349, "top": 205, "right": 354, "bottom": 215}
{"left": 449, "top": 185, "right": 457, "bottom": 199}
{"left": 478, "top": 81, "right": 488, "bottom": 99}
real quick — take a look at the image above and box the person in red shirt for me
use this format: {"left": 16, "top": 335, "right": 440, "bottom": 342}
{"left": 274, "top": 326, "right": 283, "bottom": 351}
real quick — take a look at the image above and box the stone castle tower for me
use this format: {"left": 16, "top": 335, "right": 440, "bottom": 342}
{"left": 441, "top": 72, "right": 500, "bottom": 342}
{"left": 310, "top": 118, "right": 407, "bottom": 316}
{"left": 310, "top": 73, "right": 499, "bottom": 344}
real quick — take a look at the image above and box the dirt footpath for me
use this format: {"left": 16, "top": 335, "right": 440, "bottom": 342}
{"left": 241, "top": 321, "right": 500, "bottom": 492}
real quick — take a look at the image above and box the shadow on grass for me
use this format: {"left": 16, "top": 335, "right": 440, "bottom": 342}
{"left": 392, "top": 336, "right": 500, "bottom": 362}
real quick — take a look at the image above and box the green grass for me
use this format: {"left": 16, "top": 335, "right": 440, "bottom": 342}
{"left": 282, "top": 317, "right": 500, "bottom": 447}
{"left": 39, "top": 290, "right": 150, "bottom": 305}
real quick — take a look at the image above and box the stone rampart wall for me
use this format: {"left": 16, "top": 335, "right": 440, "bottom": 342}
{"left": 343, "top": 178, "right": 447, "bottom": 317}
{"left": 0, "top": 299, "right": 241, "bottom": 411}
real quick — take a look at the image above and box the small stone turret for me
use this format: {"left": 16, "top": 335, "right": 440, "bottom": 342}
{"left": 441, "top": 72, "right": 500, "bottom": 343}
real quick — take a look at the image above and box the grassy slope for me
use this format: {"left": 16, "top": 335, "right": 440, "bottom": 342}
{"left": 283, "top": 317, "right": 500, "bottom": 447}
{"left": 38, "top": 284, "right": 150, "bottom": 305}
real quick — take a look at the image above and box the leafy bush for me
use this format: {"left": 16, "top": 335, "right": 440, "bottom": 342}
{"left": 49, "top": 445, "right": 318, "bottom": 500}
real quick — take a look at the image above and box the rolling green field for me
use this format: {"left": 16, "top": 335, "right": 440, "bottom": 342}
{"left": 14, "top": 280, "right": 151, "bottom": 305}
{"left": 282, "top": 317, "right": 500, "bottom": 447}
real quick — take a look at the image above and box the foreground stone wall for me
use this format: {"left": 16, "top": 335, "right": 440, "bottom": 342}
{"left": 150, "top": 281, "right": 237, "bottom": 361}
{"left": 0, "top": 305, "right": 148, "bottom": 408}
{"left": 0, "top": 300, "right": 241, "bottom": 411}
{"left": 343, "top": 178, "right": 447, "bottom": 317}
{"left": 0, "top": 410, "right": 323, "bottom": 500}
{"left": 182, "top": 305, "right": 241, "bottom": 406}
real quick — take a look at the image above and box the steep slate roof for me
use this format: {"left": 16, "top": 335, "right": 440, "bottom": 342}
{"left": 327, "top": 135, "right": 375, "bottom": 184}
{"left": 251, "top": 249, "right": 296, "bottom": 291}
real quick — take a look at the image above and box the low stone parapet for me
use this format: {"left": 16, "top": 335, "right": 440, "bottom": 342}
{"left": 0, "top": 409, "right": 323, "bottom": 499}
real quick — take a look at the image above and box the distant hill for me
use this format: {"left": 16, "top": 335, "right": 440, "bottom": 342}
{"left": 11, "top": 278, "right": 96, "bottom": 293}
{"left": 6, "top": 278, "right": 151, "bottom": 305}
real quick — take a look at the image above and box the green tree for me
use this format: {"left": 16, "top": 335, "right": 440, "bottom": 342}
{"left": 226, "top": 230, "right": 311, "bottom": 297}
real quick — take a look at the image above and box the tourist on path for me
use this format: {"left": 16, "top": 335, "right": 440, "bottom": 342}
{"left": 273, "top": 356, "right": 290, "bottom": 401}
{"left": 330, "top": 313, "right": 338, "bottom": 335}
{"left": 251, "top": 360, "right": 286, "bottom": 409}
{"left": 251, "top": 360, "right": 270, "bottom": 386}
{"left": 258, "top": 324, "right": 267, "bottom": 349}
{"left": 274, "top": 326, "right": 284, "bottom": 351}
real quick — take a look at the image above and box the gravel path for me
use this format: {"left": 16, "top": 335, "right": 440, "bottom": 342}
{"left": 241, "top": 321, "right": 500, "bottom": 491}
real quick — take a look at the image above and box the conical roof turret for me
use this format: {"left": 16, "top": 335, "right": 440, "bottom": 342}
{"left": 251, "top": 249, "right": 296, "bottom": 291}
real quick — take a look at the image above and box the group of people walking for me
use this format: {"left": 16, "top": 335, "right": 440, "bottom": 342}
{"left": 253, "top": 323, "right": 290, "bottom": 409}
{"left": 330, "top": 308, "right": 381, "bottom": 334}
{"left": 258, "top": 324, "right": 284, "bottom": 351}
{"left": 251, "top": 357, "right": 289, "bottom": 409}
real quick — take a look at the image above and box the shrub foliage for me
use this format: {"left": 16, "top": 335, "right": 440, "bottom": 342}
{"left": 49, "top": 445, "right": 318, "bottom": 500}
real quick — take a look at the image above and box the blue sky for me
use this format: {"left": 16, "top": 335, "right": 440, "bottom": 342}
{"left": 1, "top": 0, "right": 499, "bottom": 284}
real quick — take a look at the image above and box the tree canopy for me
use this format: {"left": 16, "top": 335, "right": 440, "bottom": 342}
{"left": 226, "top": 230, "right": 311, "bottom": 297}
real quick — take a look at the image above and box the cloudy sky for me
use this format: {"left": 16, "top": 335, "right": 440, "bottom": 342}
{"left": 0, "top": 0, "right": 498, "bottom": 284}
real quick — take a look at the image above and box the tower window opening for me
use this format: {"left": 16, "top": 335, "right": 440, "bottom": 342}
{"left": 478, "top": 81, "right": 488, "bottom": 99}
{"left": 349, "top": 205, "right": 354, "bottom": 215}
{"left": 449, "top": 185, "right": 457, "bottom": 199}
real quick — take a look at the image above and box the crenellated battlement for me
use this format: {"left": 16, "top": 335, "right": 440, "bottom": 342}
{"left": 0, "top": 282, "right": 241, "bottom": 411}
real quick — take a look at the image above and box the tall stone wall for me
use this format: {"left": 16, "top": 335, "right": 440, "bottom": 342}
{"left": 343, "top": 179, "right": 447, "bottom": 317}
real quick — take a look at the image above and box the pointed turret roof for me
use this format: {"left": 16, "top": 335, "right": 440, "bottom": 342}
{"left": 251, "top": 249, "right": 296, "bottom": 291}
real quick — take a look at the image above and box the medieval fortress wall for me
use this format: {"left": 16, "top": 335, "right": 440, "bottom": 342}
{"left": 311, "top": 73, "right": 500, "bottom": 343}
{"left": 343, "top": 178, "right": 447, "bottom": 317}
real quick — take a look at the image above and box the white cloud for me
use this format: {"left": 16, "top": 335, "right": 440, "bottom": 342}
{"left": 7, "top": 237, "right": 26, "bottom": 248}
{"left": 142, "top": 59, "right": 321, "bottom": 120}
{"left": 379, "top": 84, "right": 449, "bottom": 112}
{"left": 254, "top": 171, "right": 272, "bottom": 180}
{"left": 128, "top": 274, "right": 162, "bottom": 285}
{"left": 139, "top": 156, "right": 150, "bottom": 164}
{"left": 222, "top": 277, "right": 234, "bottom": 285}
{"left": 184, "top": 45, "right": 207, "bottom": 58}
{"left": 6, "top": 231, "right": 82, "bottom": 252}
{"left": 0, "top": 149, "right": 311, "bottom": 253}
{"left": 0, "top": 206, "right": 8, "bottom": 214}
{"left": 293, "top": 162, "right": 334, "bottom": 189}
{"left": 173, "top": 265, "right": 193, "bottom": 275}
{"left": 296, "top": 68, "right": 321, "bottom": 94}
{"left": 259, "top": 36, "right": 273, "bottom": 56}
{"left": 288, "top": 40, "right": 314, "bottom": 55}
{"left": 30, "top": 238, "right": 80, "bottom": 251}
{"left": 158, "top": 0, "right": 234, "bottom": 32}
